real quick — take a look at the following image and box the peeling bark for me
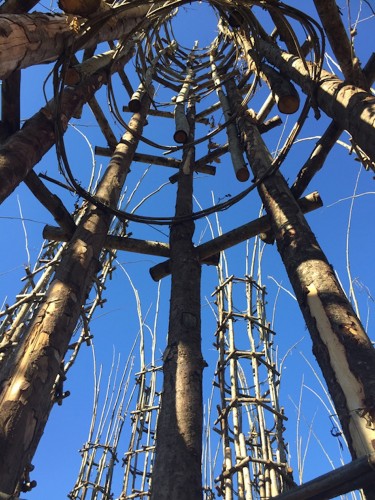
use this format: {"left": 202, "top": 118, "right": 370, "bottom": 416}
{"left": 0, "top": 94, "right": 151, "bottom": 494}
{"left": 239, "top": 106, "right": 375, "bottom": 467}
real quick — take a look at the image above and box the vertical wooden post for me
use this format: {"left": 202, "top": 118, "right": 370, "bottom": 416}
{"left": 0, "top": 94, "right": 152, "bottom": 495}
{"left": 225, "top": 77, "right": 375, "bottom": 496}
{"left": 151, "top": 95, "right": 204, "bottom": 499}
{"left": 209, "top": 49, "right": 249, "bottom": 182}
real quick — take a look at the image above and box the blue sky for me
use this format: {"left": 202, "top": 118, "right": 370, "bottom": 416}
{"left": 0, "top": 0, "right": 374, "bottom": 498}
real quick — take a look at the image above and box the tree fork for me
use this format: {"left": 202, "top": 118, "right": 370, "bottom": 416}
{"left": 225, "top": 78, "right": 375, "bottom": 487}
{"left": 0, "top": 94, "right": 152, "bottom": 495}
{"left": 151, "top": 99, "right": 204, "bottom": 500}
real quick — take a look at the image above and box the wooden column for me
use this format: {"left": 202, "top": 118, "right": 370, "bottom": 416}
{"left": 0, "top": 94, "right": 152, "bottom": 495}
{"left": 151, "top": 97, "right": 204, "bottom": 499}
{"left": 225, "top": 78, "right": 375, "bottom": 497}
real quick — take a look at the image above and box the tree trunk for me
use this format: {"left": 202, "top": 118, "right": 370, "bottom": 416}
{"left": 151, "top": 102, "right": 204, "bottom": 500}
{"left": 225, "top": 79, "right": 375, "bottom": 481}
{"left": 0, "top": 8, "right": 146, "bottom": 79}
{"left": 313, "top": 0, "right": 367, "bottom": 88}
{"left": 256, "top": 36, "right": 375, "bottom": 162}
{"left": 0, "top": 94, "right": 151, "bottom": 495}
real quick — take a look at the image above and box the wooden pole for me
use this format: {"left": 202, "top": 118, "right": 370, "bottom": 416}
{"left": 0, "top": 10, "right": 147, "bottom": 79}
{"left": 273, "top": 453, "right": 375, "bottom": 500}
{"left": 0, "top": 94, "right": 152, "bottom": 495}
{"left": 173, "top": 49, "right": 196, "bottom": 144}
{"left": 0, "top": 46, "right": 133, "bottom": 204}
{"left": 313, "top": 0, "right": 367, "bottom": 88}
{"left": 291, "top": 54, "right": 375, "bottom": 198}
{"left": 129, "top": 40, "right": 177, "bottom": 112}
{"left": 236, "top": 30, "right": 300, "bottom": 115}
{"left": 151, "top": 97, "right": 204, "bottom": 500}
{"left": 210, "top": 49, "right": 249, "bottom": 181}
{"left": 225, "top": 78, "right": 375, "bottom": 495}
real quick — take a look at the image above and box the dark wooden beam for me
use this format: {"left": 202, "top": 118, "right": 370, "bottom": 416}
{"left": 95, "top": 147, "right": 217, "bottom": 176}
{"left": 24, "top": 174, "right": 76, "bottom": 235}
{"left": 273, "top": 453, "right": 375, "bottom": 500}
{"left": 43, "top": 225, "right": 170, "bottom": 257}
{"left": 122, "top": 106, "right": 210, "bottom": 125}
{"left": 0, "top": 0, "right": 39, "bottom": 14}
{"left": 291, "top": 53, "right": 375, "bottom": 198}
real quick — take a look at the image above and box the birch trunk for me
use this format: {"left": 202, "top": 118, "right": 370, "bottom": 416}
{"left": 0, "top": 94, "right": 151, "bottom": 495}
{"left": 254, "top": 138, "right": 375, "bottom": 463}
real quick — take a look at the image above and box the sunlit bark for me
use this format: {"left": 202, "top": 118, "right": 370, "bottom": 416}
{"left": 257, "top": 37, "right": 375, "bottom": 163}
{"left": 0, "top": 95, "right": 151, "bottom": 495}
{"left": 0, "top": 47, "right": 133, "bottom": 204}
{"left": 0, "top": 8, "right": 146, "bottom": 79}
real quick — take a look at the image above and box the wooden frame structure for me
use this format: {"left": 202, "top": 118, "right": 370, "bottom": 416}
{"left": 0, "top": 0, "right": 374, "bottom": 498}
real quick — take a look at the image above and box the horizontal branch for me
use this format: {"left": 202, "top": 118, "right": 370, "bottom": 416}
{"left": 273, "top": 453, "right": 375, "bottom": 500}
{"left": 150, "top": 191, "right": 323, "bottom": 281}
{"left": 122, "top": 106, "right": 210, "bottom": 125}
{"left": 43, "top": 225, "right": 171, "bottom": 257}
{"left": 42, "top": 225, "right": 220, "bottom": 267}
{"left": 95, "top": 147, "right": 217, "bottom": 175}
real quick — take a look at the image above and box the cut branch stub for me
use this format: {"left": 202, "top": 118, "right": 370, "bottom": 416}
{"left": 129, "top": 86, "right": 144, "bottom": 112}
{"left": 173, "top": 103, "right": 190, "bottom": 143}
{"left": 130, "top": 40, "right": 177, "bottom": 114}
{"left": 237, "top": 31, "right": 300, "bottom": 115}
{"left": 173, "top": 63, "right": 194, "bottom": 144}
{"left": 210, "top": 55, "right": 249, "bottom": 182}
{"left": 261, "top": 62, "right": 300, "bottom": 114}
